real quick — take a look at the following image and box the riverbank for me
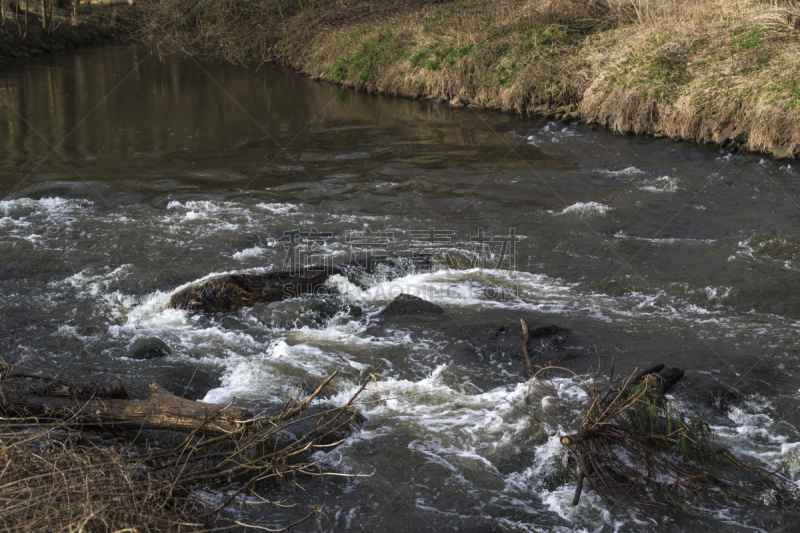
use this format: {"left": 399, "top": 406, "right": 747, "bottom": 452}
{"left": 141, "top": 0, "right": 800, "bottom": 159}
{"left": 0, "top": 3, "right": 137, "bottom": 64}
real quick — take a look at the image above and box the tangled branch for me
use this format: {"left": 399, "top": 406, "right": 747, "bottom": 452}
{"left": 0, "top": 363, "right": 381, "bottom": 532}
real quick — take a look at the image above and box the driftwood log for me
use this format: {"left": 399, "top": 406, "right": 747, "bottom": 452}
{"left": 1, "top": 379, "right": 253, "bottom": 436}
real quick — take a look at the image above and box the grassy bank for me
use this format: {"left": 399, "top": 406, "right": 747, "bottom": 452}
{"left": 0, "top": 3, "right": 138, "bottom": 63}
{"left": 142, "top": 0, "right": 800, "bottom": 159}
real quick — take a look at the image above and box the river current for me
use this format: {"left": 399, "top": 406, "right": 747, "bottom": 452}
{"left": 2, "top": 44, "right": 800, "bottom": 532}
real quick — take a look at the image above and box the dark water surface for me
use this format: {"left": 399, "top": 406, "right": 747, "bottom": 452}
{"left": 3, "top": 44, "right": 800, "bottom": 532}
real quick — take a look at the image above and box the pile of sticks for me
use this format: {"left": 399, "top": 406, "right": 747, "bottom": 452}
{"left": 0, "top": 363, "right": 380, "bottom": 532}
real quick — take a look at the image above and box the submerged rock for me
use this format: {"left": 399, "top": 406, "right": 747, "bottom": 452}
{"left": 481, "top": 320, "right": 560, "bottom": 346}
{"left": 259, "top": 296, "right": 363, "bottom": 329}
{"left": 336, "top": 256, "right": 432, "bottom": 289}
{"left": 378, "top": 293, "right": 445, "bottom": 317}
{"left": 128, "top": 337, "right": 172, "bottom": 360}
{"left": 169, "top": 257, "right": 430, "bottom": 312}
{"left": 706, "top": 384, "right": 743, "bottom": 409}
{"left": 159, "top": 366, "right": 221, "bottom": 401}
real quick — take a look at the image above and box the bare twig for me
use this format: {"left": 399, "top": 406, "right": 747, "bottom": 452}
{"left": 520, "top": 318, "right": 534, "bottom": 378}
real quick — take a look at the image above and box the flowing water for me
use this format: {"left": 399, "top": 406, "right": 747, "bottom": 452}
{"left": 2, "top": 44, "right": 800, "bottom": 532}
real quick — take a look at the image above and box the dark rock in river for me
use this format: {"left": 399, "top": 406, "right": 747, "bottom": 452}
{"left": 707, "top": 384, "right": 743, "bottom": 409}
{"left": 439, "top": 318, "right": 591, "bottom": 375}
{"left": 158, "top": 365, "right": 221, "bottom": 401}
{"left": 481, "top": 320, "right": 560, "bottom": 350}
{"left": 520, "top": 322, "right": 560, "bottom": 339}
{"left": 169, "top": 265, "right": 334, "bottom": 312}
{"left": 257, "top": 296, "right": 363, "bottom": 329}
{"left": 652, "top": 366, "right": 685, "bottom": 394}
{"left": 129, "top": 337, "right": 173, "bottom": 360}
{"left": 378, "top": 293, "right": 445, "bottom": 317}
{"left": 681, "top": 373, "right": 745, "bottom": 412}
{"left": 169, "top": 257, "right": 431, "bottom": 313}
{"left": 307, "top": 297, "right": 362, "bottom": 320}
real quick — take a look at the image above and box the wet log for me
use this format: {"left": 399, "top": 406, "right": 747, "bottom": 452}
{"left": 652, "top": 366, "right": 685, "bottom": 394}
{"left": 169, "top": 265, "right": 335, "bottom": 311}
{"left": 561, "top": 428, "right": 600, "bottom": 446}
{"left": 44, "top": 378, "right": 130, "bottom": 399}
{"left": 1, "top": 380, "right": 253, "bottom": 436}
{"left": 628, "top": 364, "right": 684, "bottom": 393}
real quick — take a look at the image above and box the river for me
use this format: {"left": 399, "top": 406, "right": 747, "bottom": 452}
{"left": 2, "top": 44, "right": 800, "bottom": 532}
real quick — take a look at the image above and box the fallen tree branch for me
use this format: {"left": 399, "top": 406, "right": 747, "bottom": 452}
{"left": 0, "top": 366, "right": 371, "bottom": 532}
{"left": 524, "top": 364, "right": 797, "bottom": 512}
{"left": 1, "top": 379, "right": 253, "bottom": 437}
{"left": 520, "top": 318, "right": 534, "bottom": 378}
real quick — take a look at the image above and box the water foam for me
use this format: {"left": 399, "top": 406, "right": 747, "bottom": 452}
{"left": 599, "top": 166, "right": 643, "bottom": 176}
{"left": 256, "top": 202, "right": 298, "bottom": 215}
{"left": 233, "top": 246, "right": 268, "bottom": 260}
{"left": 639, "top": 176, "right": 682, "bottom": 193}
{"left": 559, "top": 202, "right": 612, "bottom": 217}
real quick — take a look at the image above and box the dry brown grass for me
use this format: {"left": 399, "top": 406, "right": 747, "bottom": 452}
{"left": 0, "top": 428, "right": 200, "bottom": 532}
{"left": 577, "top": 0, "right": 800, "bottom": 154}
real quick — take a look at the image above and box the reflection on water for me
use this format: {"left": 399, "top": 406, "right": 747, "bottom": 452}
{"left": 2, "top": 44, "right": 800, "bottom": 532}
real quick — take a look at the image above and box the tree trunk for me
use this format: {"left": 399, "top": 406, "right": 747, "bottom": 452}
{"left": 1, "top": 380, "right": 254, "bottom": 436}
{"left": 41, "top": 0, "right": 49, "bottom": 33}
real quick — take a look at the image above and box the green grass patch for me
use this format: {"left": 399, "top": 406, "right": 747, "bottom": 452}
{"left": 522, "top": 16, "right": 611, "bottom": 49}
{"left": 408, "top": 42, "right": 475, "bottom": 71}
{"left": 327, "top": 31, "right": 401, "bottom": 85}
{"left": 735, "top": 28, "right": 760, "bottom": 51}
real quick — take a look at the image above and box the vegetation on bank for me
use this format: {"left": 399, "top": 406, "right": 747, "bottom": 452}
{"left": 0, "top": 2, "right": 137, "bottom": 63}
{"left": 139, "top": 0, "right": 800, "bottom": 158}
